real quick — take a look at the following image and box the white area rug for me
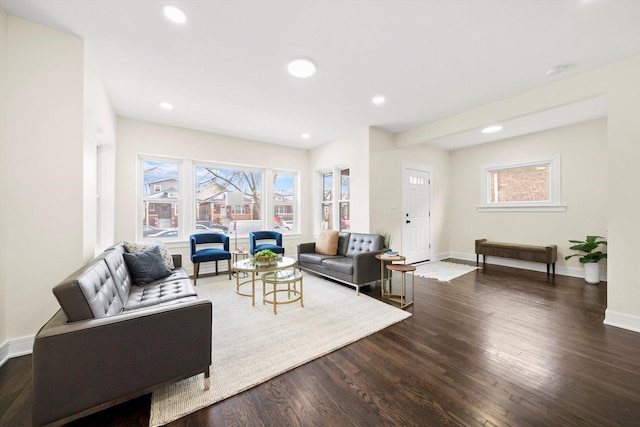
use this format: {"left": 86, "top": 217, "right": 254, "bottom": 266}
{"left": 414, "top": 260, "right": 479, "bottom": 282}
{"left": 149, "top": 272, "right": 411, "bottom": 426}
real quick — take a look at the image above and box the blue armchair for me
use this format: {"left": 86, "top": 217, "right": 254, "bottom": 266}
{"left": 190, "top": 233, "right": 232, "bottom": 284}
{"left": 249, "top": 231, "right": 285, "bottom": 255}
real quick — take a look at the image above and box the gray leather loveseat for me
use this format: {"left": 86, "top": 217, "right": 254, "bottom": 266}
{"left": 32, "top": 243, "right": 212, "bottom": 426}
{"left": 297, "top": 232, "right": 385, "bottom": 294}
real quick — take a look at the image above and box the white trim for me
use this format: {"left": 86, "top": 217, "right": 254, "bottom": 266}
{"left": 604, "top": 310, "right": 640, "bottom": 334}
{"left": 0, "top": 336, "right": 35, "bottom": 367}
{"left": 478, "top": 154, "right": 563, "bottom": 211}
{"left": 447, "top": 251, "right": 607, "bottom": 281}
{"left": 477, "top": 205, "right": 567, "bottom": 212}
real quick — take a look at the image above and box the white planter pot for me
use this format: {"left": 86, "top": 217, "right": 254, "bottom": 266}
{"left": 584, "top": 262, "right": 600, "bottom": 284}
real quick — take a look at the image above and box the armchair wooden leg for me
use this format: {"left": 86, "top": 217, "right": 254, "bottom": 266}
{"left": 227, "top": 259, "right": 231, "bottom": 280}
{"left": 193, "top": 263, "right": 199, "bottom": 286}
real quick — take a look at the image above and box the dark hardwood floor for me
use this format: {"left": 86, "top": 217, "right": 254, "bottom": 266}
{"left": 3, "top": 262, "right": 640, "bottom": 426}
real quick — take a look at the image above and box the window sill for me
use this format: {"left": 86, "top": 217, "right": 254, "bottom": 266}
{"left": 477, "top": 205, "right": 567, "bottom": 212}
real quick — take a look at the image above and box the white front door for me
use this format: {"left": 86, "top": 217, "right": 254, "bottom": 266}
{"left": 401, "top": 165, "right": 430, "bottom": 264}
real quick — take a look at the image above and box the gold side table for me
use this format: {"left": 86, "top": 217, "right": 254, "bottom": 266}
{"left": 375, "top": 253, "right": 406, "bottom": 299}
{"left": 231, "top": 250, "right": 249, "bottom": 278}
{"left": 385, "top": 264, "right": 415, "bottom": 309}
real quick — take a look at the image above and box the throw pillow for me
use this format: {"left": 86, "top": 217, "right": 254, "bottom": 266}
{"left": 124, "top": 241, "right": 175, "bottom": 270}
{"left": 316, "top": 230, "right": 339, "bottom": 255}
{"left": 123, "top": 246, "right": 173, "bottom": 286}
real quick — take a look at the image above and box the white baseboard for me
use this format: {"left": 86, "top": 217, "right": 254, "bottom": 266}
{"left": 604, "top": 310, "right": 640, "bottom": 334}
{"left": 0, "top": 336, "right": 35, "bottom": 368}
{"left": 446, "top": 251, "right": 607, "bottom": 282}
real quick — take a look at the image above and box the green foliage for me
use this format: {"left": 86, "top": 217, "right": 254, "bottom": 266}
{"left": 564, "top": 235, "right": 607, "bottom": 264}
{"left": 376, "top": 230, "right": 392, "bottom": 249}
{"left": 255, "top": 249, "right": 277, "bottom": 258}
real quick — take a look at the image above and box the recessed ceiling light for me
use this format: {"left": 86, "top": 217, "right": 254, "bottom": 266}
{"left": 163, "top": 4, "right": 187, "bottom": 24}
{"left": 301, "top": 133, "right": 310, "bottom": 139}
{"left": 372, "top": 96, "right": 386, "bottom": 105}
{"left": 288, "top": 59, "right": 316, "bottom": 78}
{"left": 160, "top": 102, "right": 174, "bottom": 110}
{"left": 481, "top": 125, "right": 503, "bottom": 134}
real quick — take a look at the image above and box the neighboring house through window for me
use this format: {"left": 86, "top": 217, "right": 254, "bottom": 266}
{"left": 478, "top": 155, "right": 565, "bottom": 212}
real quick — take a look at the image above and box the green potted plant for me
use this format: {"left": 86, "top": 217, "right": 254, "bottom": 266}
{"left": 564, "top": 235, "right": 607, "bottom": 284}
{"left": 376, "top": 230, "right": 393, "bottom": 251}
{"left": 253, "top": 249, "right": 278, "bottom": 266}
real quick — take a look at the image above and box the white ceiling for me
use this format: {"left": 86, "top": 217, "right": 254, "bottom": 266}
{"left": 1, "top": 0, "right": 638, "bottom": 150}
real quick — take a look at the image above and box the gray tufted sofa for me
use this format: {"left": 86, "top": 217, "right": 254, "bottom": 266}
{"left": 297, "top": 232, "right": 385, "bottom": 294}
{"left": 32, "top": 243, "right": 212, "bottom": 426}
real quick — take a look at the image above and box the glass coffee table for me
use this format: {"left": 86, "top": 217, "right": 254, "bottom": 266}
{"left": 233, "top": 256, "right": 297, "bottom": 306}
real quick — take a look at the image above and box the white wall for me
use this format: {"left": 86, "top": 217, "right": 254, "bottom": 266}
{"left": 370, "top": 127, "right": 451, "bottom": 258}
{"left": 115, "top": 118, "right": 310, "bottom": 269}
{"left": 83, "top": 48, "right": 117, "bottom": 256}
{"left": 0, "top": 6, "right": 8, "bottom": 352}
{"left": 3, "top": 16, "right": 85, "bottom": 347}
{"left": 397, "top": 55, "right": 640, "bottom": 333}
{"left": 309, "top": 127, "right": 370, "bottom": 234}
{"left": 449, "top": 119, "right": 608, "bottom": 275}
{"left": 605, "top": 58, "right": 640, "bottom": 332}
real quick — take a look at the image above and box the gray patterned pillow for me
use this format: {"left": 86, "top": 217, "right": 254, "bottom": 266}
{"left": 123, "top": 246, "right": 173, "bottom": 286}
{"left": 124, "top": 241, "right": 175, "bottom": 269}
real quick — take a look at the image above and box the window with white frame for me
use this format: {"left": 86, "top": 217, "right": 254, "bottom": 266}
{"left": 273, "top": 170, "right": 297, "bottom": 233}
{"left": 479, "top": 155, "right": 565, "bottom": 211}
{"left": 139, "top": 156, "right": 299, "bottom": 241}
{"left": 194, "top": 164, "right": 262, "bottom": 235}
{"left": 321, "top": 171, "right": 333, "bottom": 230}
{"left": 339, "top": 168, "right": 350, "bottom": 231}
{"left": 141, "top": 158, "right": 181, "bottom": 239}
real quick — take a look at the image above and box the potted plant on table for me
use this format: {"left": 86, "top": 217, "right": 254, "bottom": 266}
{"left": 253, "top": 249, "right": 278, "bottom": 267}
{"left": 377, "top": 230, "right": 393, "bottom": 251}
{"left": 564, "top": 235, "right": 607, "bottom": 284}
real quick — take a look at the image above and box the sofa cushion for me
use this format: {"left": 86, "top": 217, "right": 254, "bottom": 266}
{"left": 299, "top": 252, "right": 342, "bottom": 266}
{"left": 53, "top": 259, "right": 125, "bottom": 321}
{"left": 98, "top": 246, "right": 132, "bottom": 304}
{"left": 345, "top": 233, "right": 383, "bottom": 257}
{"left": 124, "top": 241, "right": 175, "bottom": 269}
{"left": 125, "top": 277, "right": 198, "bottom": 311}
{"left": 315, "top": 230, "right": 339, "bottom": 255}
{"left": 321, "top": 257, "right": 354, "bottom": 275}
{"left": 123, "top": 246, "right": 173, "bottom": 286}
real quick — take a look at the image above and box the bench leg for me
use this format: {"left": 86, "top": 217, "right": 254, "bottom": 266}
{"left": 483, "top": 254, "right": 486, "bottom": 268}
{"left": 476, "top": 254, "right": 479, "bottom": 267}
{"left": 547, "top": 264, "right": 550, "bottom": 276}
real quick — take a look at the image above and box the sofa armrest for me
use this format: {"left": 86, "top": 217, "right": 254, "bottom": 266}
{"left": 351, "top": 249, "right": 387, "bottom": 285}
{"left": 32, "top": 299, "right": 212, "bottom": 426}
{"left": 297, "top": 242, "right": 316, "bottom": 255}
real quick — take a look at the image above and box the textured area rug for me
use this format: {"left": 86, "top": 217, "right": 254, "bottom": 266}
{"left": 414, "top": 260, "right": 479, "bottom": 282}
{"left": 149, "top": 273, "right": 411, "bottom": 426}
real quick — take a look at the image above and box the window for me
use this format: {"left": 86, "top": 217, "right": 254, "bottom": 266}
{"left": 139, "top": 156, "right": 297, "bottom": 241}
{"left": 142, "top": 159, "right": 181, "bottom": 239}
{"left": 339, "top": 168, "right": 350, "bottom": 231}
{"left": 195, "top": 164, "right": 262, "bottom": 235}
{"left": 321, "top": 172, "right": 333, "bottom": 230}
{"left": 273, "top": 171, "right": 296, "bottom": 233}
{"left": 479, "top": 155, "right": 565, "bottom": 211}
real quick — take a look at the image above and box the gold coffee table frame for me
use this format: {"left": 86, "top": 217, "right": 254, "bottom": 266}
{"left": 262, "top": 269, "right": 304, "bottom": 314}
{"left": 233, "top": 256, "right": 297, "bottom": 306}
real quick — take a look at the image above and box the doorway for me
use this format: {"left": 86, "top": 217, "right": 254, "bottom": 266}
{"left": 401, "top": 164, "right": 431, "bottom": 264}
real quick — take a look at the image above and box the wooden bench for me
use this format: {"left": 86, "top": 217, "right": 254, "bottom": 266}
{"left": 475, "top": 239, "right": 557, "bottom": 276}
